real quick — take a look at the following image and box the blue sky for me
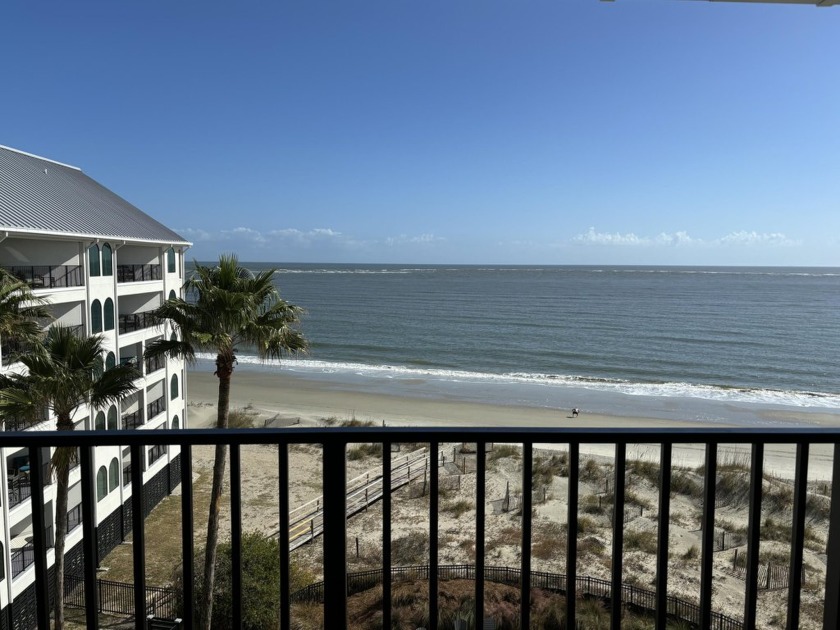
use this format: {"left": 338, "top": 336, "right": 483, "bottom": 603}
{"left": 2, "top": 1, "right": 838, "bottom": 265}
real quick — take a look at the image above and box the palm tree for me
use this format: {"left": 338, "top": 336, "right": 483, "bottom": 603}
{"left": 0, "top": 268, "right": 51, "bottom": 376}
{"left": 0, "top": 326, "right": 140, "bottom": 630}
{"left": 144, "top": 254, "right": 308, "bottom": 630}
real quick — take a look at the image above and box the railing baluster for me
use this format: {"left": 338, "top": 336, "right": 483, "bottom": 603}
{"left": 429, "top": 441, "right": 439, "bottom": 630}
{"left": 655, "top": 442, "right": 672, "bottom": 630}
{"left": 383, "top": 440, "right": 392, "bottom": 630}
{"left": 567, "top": 442, "right": 579, "bottom": 629}
{"left": 476, "top": 440, "right": 486, "bottom": 627}
{"left": 826, "top": 443, "right": 840, "bottom": 629}
{"left": 29, "top": 447, "right": 50, "bottom": 630}
{"left": 279, "top": 443, "right": 291, "bottom": 630}
{"left": 700, "top": 442, "right": 717, "bottom": 630}
{"left": 130, "top": 443, "right": 146, "bottom": 630}
{"left": 80, "top": 446, "right": 100, "bottom": 629}
{"left": 230, "top": 444, "right": 242, "bottom": 628}
{"left": 744, "top": 443, "right": 764, "bottom": 627}
{"left": 323, "top": 440, "right": 347, "bottom": 627}
{"left": 521, "top": 441, "right": 533, "bottom": 630}
{"left": 787, "top": 443, "right": 809, "bottom": 630}
{"left": 180, "top": 444, "right": 195, "bottom": 629}
{"left": 611, "top": 443, "right": 627, "bottom": 630}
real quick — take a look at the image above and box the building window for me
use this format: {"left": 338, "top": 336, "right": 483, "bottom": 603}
{"left": 172, "top": 415, "right": 179, "bottom": 429}
{"left": 88, "top": 244, "right": 100, "bottom": 277}
{"left": 104, "top": 298, "right": 114, "bottom": 331}
{"left": 102, "top": 243, "right": 113, "bottom": 276}
{"left": 171, "top": 374, "right": 179, "bottom": 400}
{"left": 97, "top": 466, "right": 108, "bottom": 501}
{"left": 168, "top": 290, "right": 176, "bottom": 301}
{"left": 95, "top": 411, "right": 106, "bottom": 431}
{"left": 107, "top": 405, "right": 118, "bottom": 430}
{"left": 109, "top": 458, "right": 119, "bottom": 491}
{"left": 106, "top": 352, "right": 116, "bottom": 370}
{"left": 91, "top": 300, "right": 103, "bottom": 333}
{"left": 167, "top": 247, "right": 176, "bottom": 273}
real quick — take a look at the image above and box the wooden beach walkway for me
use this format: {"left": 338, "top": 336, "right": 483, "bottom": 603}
{"left": 286, "top": 447, "right": 443, "bottom": 550}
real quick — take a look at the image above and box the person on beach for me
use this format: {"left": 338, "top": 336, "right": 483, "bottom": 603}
{"left": 572, "top": 407, "right": 580, "bottom": 418}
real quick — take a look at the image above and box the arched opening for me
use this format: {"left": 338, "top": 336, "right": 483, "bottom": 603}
{"left": 172, "top": 415, "right": 179, "bottom": 430}
{"left": 107, "top": 405, "right": 118, "bottom": 430}
{"left": 170, "top": 374, "right": 179, "bottom": 400}
{"left": 95, "top": 411, "right": 106, "bottom": 431}
{"left": 104, "top": 298, "right": 115, "bottom": 331}
{"left": 109, "top": 458, "right": 119, "bottom": 491}
{"left": 97, "top": 467, "right": 108, "bottom": 501}
{"left": 102, "top": 243, "right": 113, "bottom": 276}
{"left": 167, "top": 247, "right": 176, "bottom": 273}
{"left": 91, "top": 300, "right": 103, "bottom": 333}
{"left": 106, "top": 352, "right": 116, "bottom": 370}
{"left": 88, "top": 244, "right": 100, "bottom": 277}
{"left": 168, "top": 290, "right": 176, "bottom": 301}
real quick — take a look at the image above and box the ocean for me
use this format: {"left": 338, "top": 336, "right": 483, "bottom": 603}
{"left": 193, "top": 264, "right": 840, "bottom": 426}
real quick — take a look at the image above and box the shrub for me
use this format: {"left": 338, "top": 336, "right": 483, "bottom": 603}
{"left": 489, "top": 444, "right": 521, "bottom": 461}
{"left": 184, "top": 532, "right": 314, "bottom": 630}
{"left": 441, "top": 499, "right": 473, "bottom": 518}
{"left": 681, "top": 545, "right": 699, "bottom": 561}
{"left": 392, "top": 531, "right": 429, "bottom": 565}
{"left": 624, "top": 529, "right": 658, "bottom": 554}
{"left": 347, "top": 443, "right": 382, "bottom": 460}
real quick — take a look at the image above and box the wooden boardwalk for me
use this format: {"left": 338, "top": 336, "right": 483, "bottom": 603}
{"left": 287, "top": 447, "right": 441, "bottom": 550}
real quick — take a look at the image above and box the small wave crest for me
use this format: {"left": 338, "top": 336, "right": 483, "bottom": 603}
{"left": 197, "top": 353, "right": 840, "bottom": 408}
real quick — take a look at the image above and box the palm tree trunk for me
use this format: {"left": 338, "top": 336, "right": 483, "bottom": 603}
{"left": 200, "top": 356, "right": 233, "bottom": 630}
{"left": 53, "top": 418, "right": 73, "bottom": 630}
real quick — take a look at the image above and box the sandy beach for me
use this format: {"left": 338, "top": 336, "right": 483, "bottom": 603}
{"left": 185, "top": 367, "right": 840, "bottom": 481}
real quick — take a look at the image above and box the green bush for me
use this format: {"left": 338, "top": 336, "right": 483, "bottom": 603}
{"left": 184, "top": 532, "right": 314, "bottom": 630}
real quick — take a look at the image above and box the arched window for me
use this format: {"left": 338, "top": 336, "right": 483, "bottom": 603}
{"left": 107, "top": 405, "right": 118, "bottom": 430}
{"left": 104, "top": 298, "right": 114, "bottom": 331}
{"left": 109, "top": 458, "right": 119, "bottom": 491}
{"left": 102, "top": 243, "right": 113, "bottom": 276}
{"left": 167, "top": 247, "right": 176, "bottom": 273}
{"left": 170, "top": 331, "right": 177, "bottom": 342}
{"left": 88, "top": 244, "right": 100, "bottom": 277}
{"left": 97, "top": 467, "right": 108, "bottom": 501}
{"left": 95, "top": 411, "right": 106, "bottom": 431}
{"left": 172, "top": 415, "right": 179, "bottom": 430}
{"left": 106, "top": 352, "right": 116, "bottom": 370}
{"left": 91, "top": 300, "right": 103, "bottom": 333}
{"left": 170, "top": 374, "right": 179, "bottom": 400}
{"left": 168, "top": 290, "right": 176, "bottom": 301}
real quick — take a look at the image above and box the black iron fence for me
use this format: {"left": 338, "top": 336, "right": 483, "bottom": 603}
{"left": 292, "top": 564, "right": 744, "bottom": 630}
{"left": 118, "top": 311, "right": 158, "bottom": 335}
{"left": 116, "top": 264, "right": 162, "bottom": 283}
{"left": 64, "top": 574, "right": 178, "bottom": 619}
{"left": 1, "top": 427, "right": 839, "bottom": 630}
{"left": 1, "top": 265, "right": 84, "bottom": 289}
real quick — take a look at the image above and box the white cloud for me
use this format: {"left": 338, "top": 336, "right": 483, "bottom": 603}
{"left": 573, "top": 227, "right": 799, "bottom": 248}
{"left": 385, "top": 233, "right": 445, "bottom": 246}
{"left": 716, "top": 231, "right": 800, "bottom": 247}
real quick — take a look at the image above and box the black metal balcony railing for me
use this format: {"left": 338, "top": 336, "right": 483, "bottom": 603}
{"left": 67, "top": 504, "right": 82, "bottom": 533}
{"left": 123, "top": 465, "right": 131, "bottom": 488}
{"left": 1, "top": 265, "right": 84, "bottom": 289}
{"left": 146, "top": 396, "right": 166, "bottom": 421}
{"left": 118, "top": 311, "right": 158, "bottom": 335}
{"left": 11, "top": 525, "right": 54, "bottom": 579}
{"left": 122, "top": 410, "right": 143, "bottom": 430}
{"left": 144, "top": 354, "right": 165, "bottom": 375}
{"left": 148, "top": 444, "right": 167, "bottom": 466}
{"left": 3, "top": 427, "right": 840, "bottom": 630}
{"left": 116, "top": 264, "right": 162, "bottom": 283}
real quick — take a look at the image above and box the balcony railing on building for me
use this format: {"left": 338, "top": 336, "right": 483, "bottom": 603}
{"left": 11, "top": 525, "right": 54, "bottom": 579}
{"left": 116, "top": 264, "right": 162, "bottom": 283}
{"left": 118, "top": 311, "right": 157, "bottom": 335}
{"left": 145, "top": 354, "right": 165, "bottom": 375}
{"left": 146, "top": 396, "right": 166, "bottom": 421}
{"left": 1, "top": 265, "right": 84, "bottom": 289}
{"left": 122, "top": 410, "right": 143, "bottom": 430}
{"left": 3, "top": 427, "right": 840, "bottom": 630}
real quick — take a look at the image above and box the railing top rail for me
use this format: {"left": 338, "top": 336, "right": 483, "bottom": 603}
{"left": 0, "top": 426, "right": 839, "bottom": 447}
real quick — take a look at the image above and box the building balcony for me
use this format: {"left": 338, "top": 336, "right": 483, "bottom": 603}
{"left": 116, "top": 264, "right": 162, "bottom": 284}
{"left": 146, "top": 396, "right": 166, "bottom": 422}
{"left": 118, "top": 311, "right": 157, "bottom": 335}
{"left": 11, "top": 525, "right": 54, "bottom": 579}
{"left": 144, "top": 354, "right": 165, "bottom": 375}
{"left": 2, "top": 426, "right": 840, "bottom": 630}
{"left": 1, "top": 265, "right": 84, "bottom": 289}
{"left": 122, "top": 409, "right": 144, "bottom": 430}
